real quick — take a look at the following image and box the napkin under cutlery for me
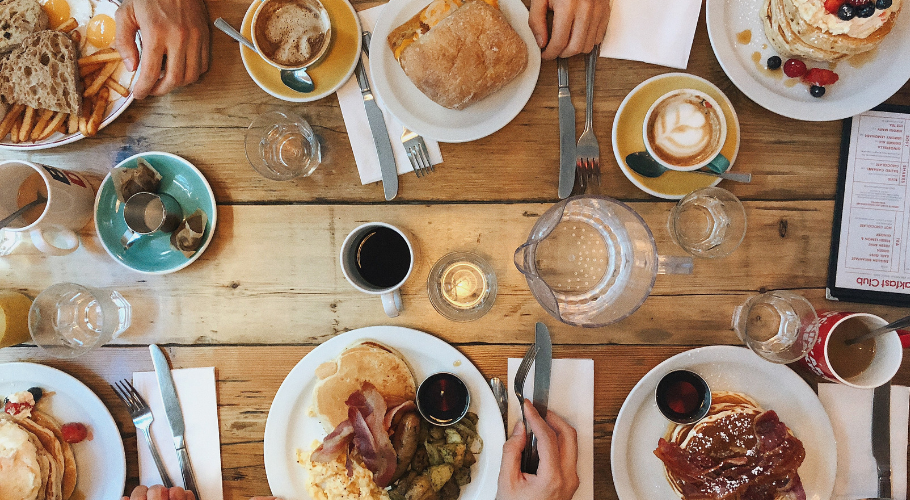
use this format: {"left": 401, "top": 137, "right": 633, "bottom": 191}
{"left": 508, "top": 358, "right": 593, "bottom": 500}
{"left": 133, "top": 367, "right": 224, "bottom": 500}
{"left": 337, "top": 6, "right": 444, "bottom": 185}
{"left": 599, "top": 0, "right": 702, "bottom": 69}
{"left": 818, "top": 383, "right": 910, "bottom": 500}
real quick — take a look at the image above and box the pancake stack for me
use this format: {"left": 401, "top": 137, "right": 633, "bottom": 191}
{"left": 0, "top": 411, "right": 77, "bottom": 500}
{"left": 762, "top": 0, "right": 903, "bottom": 61}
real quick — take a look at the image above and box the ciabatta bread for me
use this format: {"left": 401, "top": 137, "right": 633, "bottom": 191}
{"left": 0, "top": 30, "right": 82, "bottom": 115}
{"left": 0, "top": 0, "right": 48, "bottom": 54}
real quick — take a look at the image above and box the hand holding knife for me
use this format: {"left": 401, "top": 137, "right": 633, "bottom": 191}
{"left": 523, "top": 322, "right": 552, "bottom": 474}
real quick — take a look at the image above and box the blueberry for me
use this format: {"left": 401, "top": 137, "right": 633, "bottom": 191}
{"left": 27, "top": 387, "right": 43, "bottom": 403}
{"left": 876, "top": 0, "right": 891, "bottom": 8}
{"left": 766, "top": 56, "right": 782, "bottom": 70}
{"left": 838, "top": 3, "right": 856, "bottom": 19}
{"left": 857, "top": 3, "right": 876, "bottom": 16}
{"left": 810, "top": 85, "right": 826, "bottom": 98}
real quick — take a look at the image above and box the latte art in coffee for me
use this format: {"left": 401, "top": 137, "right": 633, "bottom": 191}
{"left": 254, "top": 0, "right": 331, "bottom": 68}
{"left": 646, "top": 91, "right": 724, "bottom": 168}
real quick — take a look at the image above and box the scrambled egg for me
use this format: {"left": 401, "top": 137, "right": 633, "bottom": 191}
{"left": 297, "top": 450, "right": 390, "bottom": 500}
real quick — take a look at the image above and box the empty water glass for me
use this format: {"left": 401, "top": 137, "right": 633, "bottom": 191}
{"left": 732, "top": 290, "right": 819, "bottom": 363}
{"left": 29, "top": 283, "right": 132, "bottom": 358}
{"left": 245, "top": 110, "right": 321, "bottom": 181}
{"left": 669, "top": 186, "right": 746, "bottom": 258}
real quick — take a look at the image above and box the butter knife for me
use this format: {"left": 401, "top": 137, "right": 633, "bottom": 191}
{"left": 357, "top": 31, "right": 397, "bottom": 201}
{"left": 524, "top": 322, "right": 552, "bottom": 473}
{"left": 872, "top": 382, "right": 891, "bottom": 499}
{"left": 557, "top": 58, "right": 576, "bottom": 199}
{"left": 150, "top": 345, "right": 199, "bottom": 500}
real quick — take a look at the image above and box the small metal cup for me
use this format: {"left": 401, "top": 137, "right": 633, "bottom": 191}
{"left": 121, "top": 192, "right": 183, "bottom": 249}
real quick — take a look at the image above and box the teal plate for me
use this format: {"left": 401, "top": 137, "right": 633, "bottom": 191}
{"left": 94, "top": 152, "right": 217, "bottom": 274}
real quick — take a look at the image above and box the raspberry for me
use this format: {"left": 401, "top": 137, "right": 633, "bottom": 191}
{"left": 802, "top": 68, "right": 839, "bottom": 86}
{"left": 783, "top": 59, "right": 807, "bottom": 78}
{"left": 3, "top": 401, "right": 32, "bottom": 416}
{"left": 61, "top": 422, "right": 88, "bottom": 443}
{"left": 824, "top": 0, "right": 844, "bottom": 12}
{"left": 845, "top": 0, "right": 870, "bottom": 6}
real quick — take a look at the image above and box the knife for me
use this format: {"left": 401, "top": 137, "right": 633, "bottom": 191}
{"left": 871, "top": 382, "right": 891, "bottom": 499}
{"left": 524, "top": 322, "right": 552, "bottom": 473}
{"left": 356, "top": 31, "right": 397, "bottom": 201}
{"left": 150, "top": 344, "right": 200, "bottom": 500}
{"left": 557, "top": 58, "right": 576, "bottom": 199}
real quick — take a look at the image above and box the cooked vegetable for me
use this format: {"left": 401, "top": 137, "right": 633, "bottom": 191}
{"left": 405, "top": 475, "right": 437, "bottom": 500}
{"left": 429, "top": 464, "right": 455, "bottom": 491}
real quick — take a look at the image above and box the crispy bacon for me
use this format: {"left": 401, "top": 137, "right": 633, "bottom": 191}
{"left": 310, "top": 419, "right": 354, "bottom": 462}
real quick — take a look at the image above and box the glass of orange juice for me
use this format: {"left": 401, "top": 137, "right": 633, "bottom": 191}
{"left": 0, "top": 291, "right": 32, "bottom": 348}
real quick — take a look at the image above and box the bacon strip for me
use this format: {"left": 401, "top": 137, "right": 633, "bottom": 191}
{"left": 310, "top": 419, "right": 354, "bottom": 463}
{"left": 384, "top": 400, "right": 417, "bottom": 431}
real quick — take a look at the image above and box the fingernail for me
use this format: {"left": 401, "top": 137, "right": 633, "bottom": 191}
{"left": 511, "top": 420, "right": 524, "bottom": 436}
{"left": 535, "top": 35, "right": 545, "bottom": 48}
{"left": 124, "top": 58, "right": 135, "bottom": 72}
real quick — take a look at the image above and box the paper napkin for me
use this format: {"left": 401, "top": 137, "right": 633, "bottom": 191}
{"left": 818, "top": 383, "right": 910, "bottom": 500}
{"left": 507, "top": 358, "right": 593, "bottom": 500}
{"left": 336, "top": 6, "right": 444, "bottom": 185}
{"left": 133, "top": 367, "right": 224, "bottom": 500}
{"left": 599, "top": 0, "right": 702, "bottom": 69}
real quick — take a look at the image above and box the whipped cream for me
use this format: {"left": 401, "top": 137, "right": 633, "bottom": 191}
{"left": 0, "top": 418, "right": 42, "bottom": 500}
{"left": 792, "top": 0, "right": 900, "bottom": 38}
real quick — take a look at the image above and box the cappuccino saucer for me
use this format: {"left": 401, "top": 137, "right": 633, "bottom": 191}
{"left": 239, "top": 0, "right": 361, "bottom": 102}
{"left": 612, "top": 73, "right": 741, "bottom": 200}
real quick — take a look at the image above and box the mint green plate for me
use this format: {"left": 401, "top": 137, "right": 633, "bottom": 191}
{"left": 94, "top": 152, "right": 217, "bottom": 274}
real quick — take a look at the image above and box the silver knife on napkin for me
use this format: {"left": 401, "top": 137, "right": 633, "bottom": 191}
{"left": 557, "top": 58, "right": 576, "bottom": 199}
{"left": 872, "top": 381, "right": 891, "bottom": 499}
{"left": 524, "top": 321, "right": 552, "bottom": 473}
{"left": 357, "top": 31, "right": 397, "bottom": 201}
{"left": 150, "top": 344, "right": 200, "bottom": 500}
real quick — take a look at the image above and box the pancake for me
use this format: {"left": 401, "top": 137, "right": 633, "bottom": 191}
{"left": 14, "top": 417, "right": 63, "bottom": 500}
{"left": 0, "top": 416, "right": 43, "bottom": 500}
{"left": 30, "top": 412, "right": 76, "bottom": 500}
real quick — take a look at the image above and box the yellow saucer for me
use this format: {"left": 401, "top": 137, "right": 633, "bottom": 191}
{"left": 240, "top": 0, "right": 361, "bottom": 102}
{"left": 612, "top": 73, "right": 741, "bottom": 200}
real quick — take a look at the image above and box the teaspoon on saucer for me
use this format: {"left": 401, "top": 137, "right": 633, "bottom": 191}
{"left": 625, "top": 151, "right": 752, "bottom": 183}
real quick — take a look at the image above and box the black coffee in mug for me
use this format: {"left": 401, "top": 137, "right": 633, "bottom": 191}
{"left": 354, "top": 226, "right": 411, "bottom": 288}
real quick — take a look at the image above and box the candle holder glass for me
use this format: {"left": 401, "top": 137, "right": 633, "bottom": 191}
{"left": 427, "top": 252, "right": 497, "bottom": 322}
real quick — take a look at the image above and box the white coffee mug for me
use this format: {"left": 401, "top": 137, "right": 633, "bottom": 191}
{"left": 643, "top": 89, "right": 728, "bottom": 172}
{"left": 339, "top": 222, "right": 415, "bottom": 318}
{"left": 0, "top": 160, "right": 94, "bottom": 256}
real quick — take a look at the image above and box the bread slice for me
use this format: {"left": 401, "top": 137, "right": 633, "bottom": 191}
{"left": 0, "top": 0, "right": 48, "bottom": 54}
{"left": 0, "top": 30, "right": 82, "bottom": 115}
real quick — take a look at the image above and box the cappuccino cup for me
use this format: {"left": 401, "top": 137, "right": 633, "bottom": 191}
{"left": 643, "top": 89, "right": 727, "bottom": 172}
{"left": 251, "top": 0, "right": 332, "bottom": 71}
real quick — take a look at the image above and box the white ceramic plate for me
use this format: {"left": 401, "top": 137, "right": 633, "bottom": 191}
{"left": 0, "top": 0, "right": 136, "bottom": 150}
{"left": 369, "top": 0, "right": 542, "bottom": 142}
{"left": 610, "top": 346, "right": 837, "bottom": 500}
{"left": 0, "top": 362, "right": 127, "bottom": 500}
{"left": 264, "top": 326, "right": 505, "bottom": 500}
{"left": 706, "top": 0, "right": 910, "bottom": 121}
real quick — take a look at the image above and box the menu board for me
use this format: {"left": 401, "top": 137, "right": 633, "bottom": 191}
{"left": 827, "top": 104, "right": 910, "bottom": 305}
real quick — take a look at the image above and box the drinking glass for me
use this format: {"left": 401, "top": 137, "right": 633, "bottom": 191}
{"left": 245, "top": 111, "right": 321, "bottom": 181}
{"left": 427, "top": 252, "right": 497, "bottom": 322}
{"left": 0, "top": 291, "right": 32, "bottom": 348}
{"left": 29, "top": 283, "right": 132, "bottom": 358}
{"left": 732, "top": 290, "right": 819, "bottom": 363}
{"left": 669, "top": 187, "right": 746, "bottom": 258}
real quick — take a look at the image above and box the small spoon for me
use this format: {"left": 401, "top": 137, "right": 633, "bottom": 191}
{"left": 626, "top": 151, "right": 752, "bottom": 183}
{"left": 214, "top": 18, "right": 315, "bottom": 93}
{"left": 0, "top": 193, "right": 47, "bottom": 230}
{"left": 845, "top": 313, "right": 910, "bottom": 346}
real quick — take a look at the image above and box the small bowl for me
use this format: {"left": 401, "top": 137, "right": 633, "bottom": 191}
{"left": 416, "top": 372, "right": 470, "bottom": 426}
{"left": 655, "top": 370, "right": 711, "bottom": 424}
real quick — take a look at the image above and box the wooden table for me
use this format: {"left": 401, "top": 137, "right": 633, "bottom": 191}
{"left": 2, "top": 0, "right": 910, "bottom": 498}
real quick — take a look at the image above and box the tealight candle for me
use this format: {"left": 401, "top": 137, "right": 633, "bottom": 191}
{"left": 441, "top": 261, "right": 487, "bottom": 309}
{"left": 427, "top": 252, "right": 497, "bottom": 322}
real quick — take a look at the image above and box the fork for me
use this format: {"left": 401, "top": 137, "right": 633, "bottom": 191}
{"left": 513, "top": 343, "right": 539, "bottom": 472}
{"left": 402, "top": 128, "right": 434, "bottom": 177}
{"left": 575, "top": 45, "right": 601, "bottom": 190}
{"left": 111, "top": 379, "right": 174, "bottom": 488}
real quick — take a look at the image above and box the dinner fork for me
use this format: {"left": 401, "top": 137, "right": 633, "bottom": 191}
{"left": 513, "top": 343, "right": 538, "bottom": 472}
{"left": 575, "top": 45, "right": 601, "bottom": 190}
{"left": 111, "top": 379, "right": 174, "bottom": 488}
{"left": 402, "top": 128, "right": 434, "bottom": 177}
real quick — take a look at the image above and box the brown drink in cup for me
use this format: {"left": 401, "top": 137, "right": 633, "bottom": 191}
{"left": 252, "top": 0, "right": 332, "bottom": 70}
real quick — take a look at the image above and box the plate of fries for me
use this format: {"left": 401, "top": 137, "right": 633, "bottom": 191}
{"left": 0, "top": 0, "right": 137, "bottom": 150}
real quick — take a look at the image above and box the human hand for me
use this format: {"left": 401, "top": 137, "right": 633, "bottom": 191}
{"left": 114, "top": 0, "right": 211, "bottom": 99}
{"left": 120, "top": 485, "right": 280, "bottom": 500}
{"left": 528, "top": 0, "right": 610, "bottom": 60}
{"left": 497, "top": 400, "right": 580, "bottom": 500}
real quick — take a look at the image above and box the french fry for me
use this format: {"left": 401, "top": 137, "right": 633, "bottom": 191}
{"left": 86, "top": 88, "right": 108, "bottom": 137}
{"left": 78, "top": 99, "right": 90, "bottom": 136}
{"left": 38, "top": 111, "right": 67, "bottom": 141}
{"left": 18, "top": 107, "right": 35, "bottom": 143}
{"left": 77, "top": 51, "right": 121, "bottom": 66}
{"left": 10, "top": 120, "right": 20, "bottom": 144}
{"left": 30, "top": 109, "right": 56, "bottom": 141}
{"left": 0, "top": 104, "right": 26, "bottom": 140}
{"left": 80, "top": 63, "right": 103, "bottom": 78}
{"left": 70, "top": 31, "right": 81, "bottom": 44}
{"left": 105, "top": 77, "right": 129, "bottom": 97}
{"left": 84, "top": 62, "right": 117, "bottom": 97}
{"left": 68, "top": 112, "right": 79, "bottom": 134}
{"left": 56, "top": 18, "right": 78, "bottom": 33}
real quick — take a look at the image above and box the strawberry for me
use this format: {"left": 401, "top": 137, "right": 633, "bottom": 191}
{"left": 61, "top": 422, "right": 88, "bottom": 443}
{"left": 802, "top": 68, "right": 839, "bottom": 86}
{"left": 824, "top": 0, "right": 845, "bottom": 12}
{"left": 783, "top": 59, "right": 807, "bottom": 78}
{"left": 3, "top": 401, "right": 32, "bottom": 416}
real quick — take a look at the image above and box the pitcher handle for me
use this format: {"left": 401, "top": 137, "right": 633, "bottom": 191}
{"left": 514, "top": 242, "right": 533, "bottom": 275}
{"left": 657, "top": 255, "right": 693, "bottom": 275}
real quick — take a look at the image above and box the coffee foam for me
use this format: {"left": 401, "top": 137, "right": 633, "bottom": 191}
{"left": 255, "top": 0, "right": 330, "bottom": 67}
{"left": 646, "top": 91, "right": 724, "bottom": 167}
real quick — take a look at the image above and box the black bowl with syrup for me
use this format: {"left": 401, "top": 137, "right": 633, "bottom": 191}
{"left": 416, "top": 372, "right": 471, "bottom": 426}
{"left": 655, "top": 370, "right": 711, "bottom": 424}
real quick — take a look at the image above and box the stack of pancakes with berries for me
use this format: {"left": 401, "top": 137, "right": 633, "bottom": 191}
{"left": 763, "top": 0, "right": 903, "bottom": 61}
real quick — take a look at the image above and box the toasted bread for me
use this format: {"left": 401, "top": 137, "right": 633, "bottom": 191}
{"left": 0, "top": 0, "right": 48, "bottom": 55}
{"left": 312, "top": 341, "right": 416, "bottom": 431}
{"left": 0, "top": 30, "right": 82, "bottom": 115}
